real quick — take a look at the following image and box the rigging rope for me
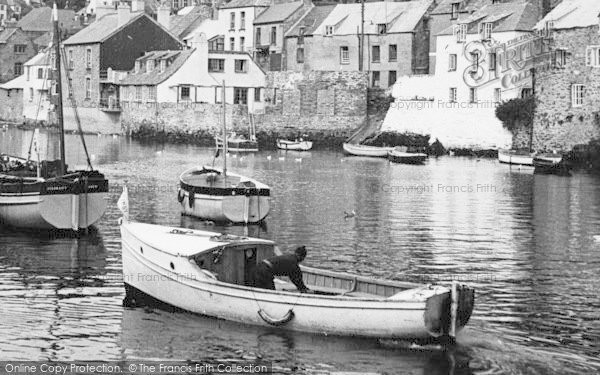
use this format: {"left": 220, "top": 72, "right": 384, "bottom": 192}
{"left": 27, "top": 50, "right": 52, "bottom": 163}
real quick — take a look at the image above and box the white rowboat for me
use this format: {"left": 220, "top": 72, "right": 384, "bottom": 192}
{"left": 343, "top": 143, "right": 394, "bottom": 158}
{"left": 120, "top": 221, "right": 475, "bottom": 340}
{"left": 497, "top": 149, "right": 535, "bottom": 166}
{"left": 276, "top": 139, "right": 313, "bottom": 151}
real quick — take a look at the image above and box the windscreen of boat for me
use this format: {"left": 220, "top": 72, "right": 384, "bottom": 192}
{"left": 182, "top": 169, "right": 241, "bottom": 188}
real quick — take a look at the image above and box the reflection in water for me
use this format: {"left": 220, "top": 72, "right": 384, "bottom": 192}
{"left": 1, "top": 127, "right": 600, "bottom": 373}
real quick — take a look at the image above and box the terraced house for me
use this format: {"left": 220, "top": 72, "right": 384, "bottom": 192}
{"left": 60, "top": 3, "right": 182, "bottom": 133}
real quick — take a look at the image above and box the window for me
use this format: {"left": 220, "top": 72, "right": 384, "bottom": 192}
{"left": 135, "top": 86, "right": 142, "bottom": 101}
{"left": 14, "top": 44, "right": 26, "bottom": 53}
{"left": 585, "top": 46, "right": 600, "bottom": 67}
{"left": 552, "top": 49, "right": 567, "bottom": 68}
{"left": 68, "top": 49, "right": 74, "bottom": 69}
{"left": 371, "top": 71, "right": 380, "bottom": 87}
{"left": 229, "top": 37, "right": 235, "bottom": 51}
{"left": 544, "top": 21, "right": 554, "bottom": 37}
{"left": 469, "top": 87, "right": 477, "bottom": 103}
{"left": 340, "top": 46, "right": 349, "bottom": 64}
{"left": 210, "top": 36, "right": 224, "bottom": 51}
{"left": 389, "top": 44, "right": 397, "bottom": 62}
{"left": 29, "top": 88, "right": 33, "bottom": 101}
{"left": 85, "top": 77, "right": 91, "bottom": 99}
{"left": 86, "top": 48, "right": 92, "bottom": 69}
{"left": 451, "top": 2, "right": 459, "bottom": 20}
{"left": 377, "top": 23, "right": 387, "bottom": 34}
{"left": 494, "top": 88, "right": 501, "bottom": 103}
{"left": 449, "top": 54, "right": 457, "bottom": 71}
{"left": 148, "top": 86, "right": 156, "bottom": 102}
{"left": 208, "top": 59, "right": 225, "bottom": 72}
{"left": 14, "top": 62, "right": 23, "bottom": 76}
{"left": 296, "top": 47, "right": 304, "bottom": 63}
{"left": 215, "top": 86, "right": 223, "bottom": 103}
{"left": 372, "top": 45, "right": 380, "bottom": 63}
{"left": 159, "top": 59, "right": 166, "bottom": 72}
{"left": 256, "top": 27, "right": 261, "bottom": 46}
{"left": 449, "top": 87, "right": 457, "bottom": 102}
{"left": 230, "top": 12, "right": 235, "bottom": 30}
{"left": 146, "top": 59, "right": 154, "bottom": 72}
{"left": 240, "top": 37, "right": 245, "bottom": 51}
{"left": 455, "top": 24, "right": 467, "bottom": 43}
{"left": 26, "top": 66, "right": 30, "bottom": 81}
{"left": 388, "top": 71, "right": 396, "bottom": 87}
{"left": 37, "top": 68, "right": 44, "bottom": 79}
{"left": 68, "top": 78, "right": 73, "bottom": 98}
{"left": 270, "top": 26, "right": 277, "bottom": 45}
{"left": 325, "top": 25, "right": 334, "bottom": 36}
{"left": 298, "top": 27, "right": 305, "bottom": 45}
{"left": 571, "top": 84, "right": 584, "bottom": 107}
{"left": 470, "top": 51, "right": 479, "bottom": 73}
{"left": 521, "top": 88, "right": 532, "bottom": 98}
{"left": 234, "top": 87, "right": 248, "bottom": 104}
{"left": 180, "top": 86, "right": 190, "bottom": 101}
{"left": 234, "top": 59, "right": 247, "bottom": 73}
{"left": 489, "top": 52, "right": 497, "bottom": 71}
{"left": 240, "top": 11, "right": 245, "bottom": 30}
{"left": 479, "top": 22, "right": 492, "bottom": 40}
{"left": 254, "top": 87, "right": 261, "bottom": 102}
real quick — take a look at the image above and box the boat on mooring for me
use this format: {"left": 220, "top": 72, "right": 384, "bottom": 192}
{"left": 342, "top": 143, "right": 394, "bottom": 158}
{"left": 216, "top": 133, "right": 259, "bottom": 153}
{"left": 0, "top": 6, "right": 108, "bottom": 231}
{"left": 498, "top": 149, "right": 535, "bottom": 166}
{"left": 119, "top": 215, "right": 475, "bottom": 340}
{"left": 533, "top": 153, "right": 571, "bottom": 176}
{"left": 178, "top": 82, "right": 270, "bottom": 224}
{"left": 388, "top": 147, "right": 428, "bottom": 165}
{"left": 276, "top": 139, "right": 313, "bottom": 151}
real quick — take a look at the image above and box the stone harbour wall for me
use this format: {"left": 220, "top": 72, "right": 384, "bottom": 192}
{"left": 531, "top": 26, "right": 600, "bottom": 151}
{"left": 0, "top": 89, "right": 23, "bottom": 123}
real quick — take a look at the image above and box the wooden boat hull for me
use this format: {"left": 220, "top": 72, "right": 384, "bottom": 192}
{"left": 533, "top": 155, "right": 571, "bottom": 176}
{"left": 343, "top": 143, "right": 394, "bottom": 157}
{"left": 498, "top": 149, "right": 534, "bottom": 166}
{"left": 0, "top": 172, "right": 108, "bottom": 230}
{"left": 216, "top": 137, "right": 259, "bottom": 152}
{"left": 276, "top": 139, "right": 313, "bottom": 151}
{"left": 388, "top": 151, "right": 428, "bottom": 164}
{"left": 179, "top": 167, "right": 270, "bottom": 224}
{"left": 120, "top": 222, "right": 474, "bottom": 339}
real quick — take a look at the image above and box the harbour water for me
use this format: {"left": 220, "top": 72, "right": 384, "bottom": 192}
{"left": 1, "top": 127, "right": 599, "bottom": 374}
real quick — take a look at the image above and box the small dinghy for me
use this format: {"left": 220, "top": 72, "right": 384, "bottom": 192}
{"left": 498, "top": 149, "right": 535, "bottom": 166}
{"left": 342, "top": 143, "right": 394, "bottom": 158}
{"left": 216, "top": 134, "right": 259, "bottom": 153}
{"left": 119, "top": 196, "right": 475, "bottom": 340}
{"left": 276, "top": 139, "right": 313, "bottom": 151}
{"left": 533, "top": 153, "right": 571, "bottom": 176}
{"left": 388, "top": 147, "right": 428, "bottom": 165}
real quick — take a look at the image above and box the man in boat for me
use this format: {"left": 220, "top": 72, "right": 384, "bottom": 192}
{"left": 253, "top": 246, "right": 310, "bottom": 293}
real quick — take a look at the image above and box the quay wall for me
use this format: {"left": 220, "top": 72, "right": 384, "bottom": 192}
{"left": 122, "top": 70, "right": 369, "bottom": 148}
{"left": 381, "top": 100, "right": 512, "bottom": 149}
{"left": 0, "top": 88, "right": 23, "bottom": 123}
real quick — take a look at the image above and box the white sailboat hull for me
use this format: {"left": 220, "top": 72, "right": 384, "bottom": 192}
{"left": 0, "top": 192, "right": 107, "bottom": 230}
{"left": 498, "top": 149, "right": 534, "bottom": 166}
{"left": 180, "top": 191, "right": 270, "bottom": 224}
{"left": 343, "top": 143, "right": 394, "bottom": 157}
{"left": 121, "top": 222, "right": 472, "bottom": 339}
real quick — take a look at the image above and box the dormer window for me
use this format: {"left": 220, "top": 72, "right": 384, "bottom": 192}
{"left": 545, "top": 21, "right": 554, "bottom": 37}
{"left": 135, "top": 61, "right": 142, "bottom": 73}
{"left": 159, "top": 59, "right": 166, "bottom": 73}
{"left": 451, "top": 2, "right": 459, "bottom": 20}
{"left": 146, "top": 59, "right": 154, "bottom": 72}
{"left": 298, "top": 26, "right": 305, "bottom": 45}
{"left": 325, "top": 25, "right": 334, "bottom": 36}
{"left": 455, "top": 24, "right": 467, "bottom": 43}
{"left": 479, "top": 22, "right": 492, "bottom": 40}
{"left": 377, "top": 23, "right": 387, "bottom": 34}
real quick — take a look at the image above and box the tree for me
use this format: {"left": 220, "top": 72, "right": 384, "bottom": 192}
{"left": 495, "top": 96, "right": 536, "bottom": 132}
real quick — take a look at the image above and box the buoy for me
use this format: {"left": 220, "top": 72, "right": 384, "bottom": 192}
{"left": 294, "top": 158, "right": 302, "bottom": 163}
{"left": 266, "top": 155, "right": 272, "bottom": 160}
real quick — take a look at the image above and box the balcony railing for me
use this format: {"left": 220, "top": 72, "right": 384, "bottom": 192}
{"left": 99, "top": 98, "right": 121, "bottom": 112}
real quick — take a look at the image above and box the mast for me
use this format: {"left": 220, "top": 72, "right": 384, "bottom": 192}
{"left": 53, "top": 3, "right": 66, "bottom": 175}
{"left": 222, "top": 80, "right": 227, "bottom": 176}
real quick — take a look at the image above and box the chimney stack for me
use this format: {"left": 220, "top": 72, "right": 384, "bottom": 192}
{"left": 117, "top": 2, "right": 130, "bottom": 27}
{"left": 157, "top": 2, "right": 171, "bottom": 30}
{"left": 95, "top": 1, "right": 114, "bottom": 21}
{"left": 131, "top": 0, "right": 145, "bottom": 13}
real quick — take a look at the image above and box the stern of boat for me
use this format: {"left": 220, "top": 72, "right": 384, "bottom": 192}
{"left": 424, "top": 283, "right": 474, "bottom": 339}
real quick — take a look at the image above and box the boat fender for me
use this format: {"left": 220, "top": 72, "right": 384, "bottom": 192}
{"left": 258, "top": 309, "right": 295, "bottom": 326}
{"left": 188, "top": 190, "right": 195, "bottom": 208}
{"left": 177, "top": 189, "right": 185, "bottom": 203}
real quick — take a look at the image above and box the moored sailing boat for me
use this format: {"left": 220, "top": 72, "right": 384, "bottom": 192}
{"left": 178, "top": 82, "right": 270, "bottom": 224}
{"left": 0, "top": 5, "right": 108, "bottom": 231}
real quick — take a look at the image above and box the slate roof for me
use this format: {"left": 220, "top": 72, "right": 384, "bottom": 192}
{"left": 219, "top": 0, "right": 270, "bottom": 9}
{"left": 314, "top": 0, "right": 433, "bottom": 36}
{"left": 431, "top": 0, "right": 490, "bottom": 15}
{"left": 32, "top": 31, "right": 51, "bottom": 47}
{"left": 0, "top": 74, "right": 26, "bottom": 90}
{"left": 24, "top": 51, "right": 49, "bottom": 66}
{"left": 534, "top": 0, "right": 600, "bottom": 30}
{"left": 119, "top": 49, "right": 193, "bottom": 85}
{"left": 438, "top": 1, "right": 539, "bottom": 35}
{"left": 16, "top": 7, "right": 78, "bottom": 33}
{"left": 169, "top": 5, "right": 211, "bottom": 39}
{"left": 287, "top": 4, "right": 336, "bottom": 37}
{"left": 254, "top": 1, "right": 304, "bottom": 25}
{"left": 0, "top": 27, "right": 18, "bottom": 43}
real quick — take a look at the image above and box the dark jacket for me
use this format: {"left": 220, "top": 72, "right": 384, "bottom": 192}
{"left": 263, "top": 254, "right": 308, "bottom": 292}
